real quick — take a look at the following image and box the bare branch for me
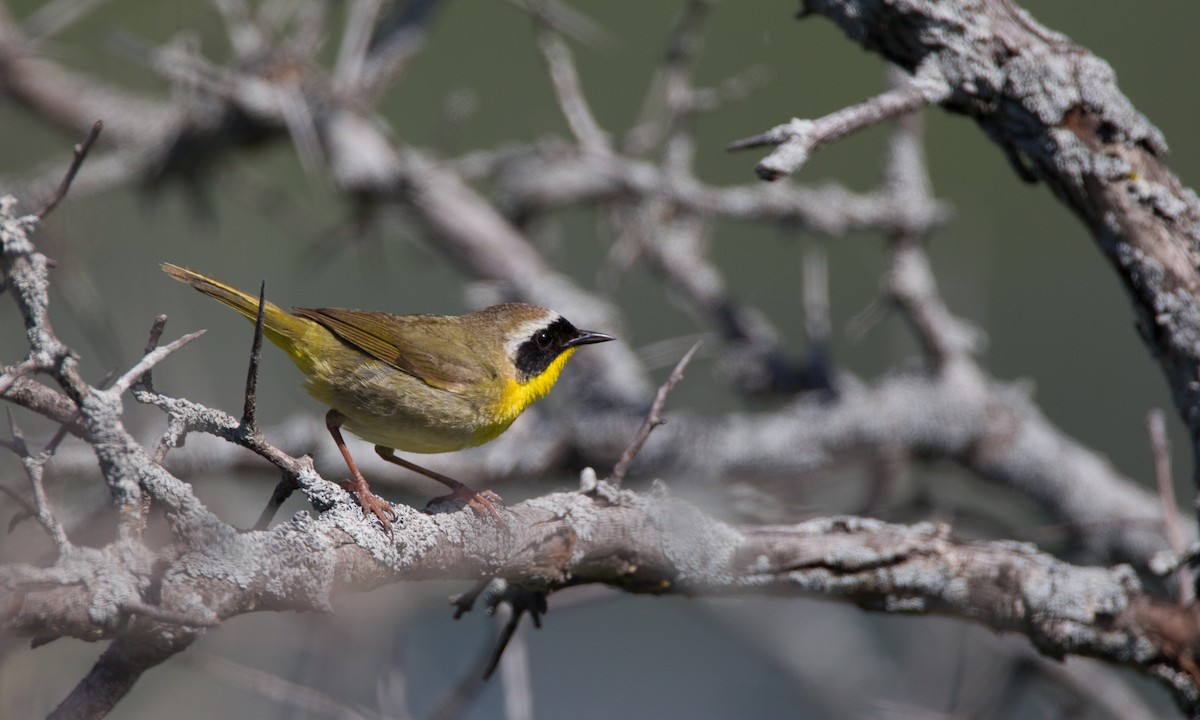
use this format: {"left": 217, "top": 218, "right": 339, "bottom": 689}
{"left": 729, "top": 62, "right": 949, "bottom": 180}
{"left": 48, "top": 634, "right": 192, "bottom": 720}
{"left": 6, "top": 413, "right": 71, "bottom": 553}
{"left": 1149, "top": 408, "right": 1193, "bottom": 602}
{"left": 99, "top": 354, "right": 1185, "bottom": 567}
{"left": 608, "top": 341, "right": 702, "bottom": 486}
{"left": 241, "top": 282, "right": 267, "bottom": 429}
{"left": 109, "top": 329, "right": 206, "bottom": 396}
{"left": 497, "top": 603, "right": 534, "bottom": 720}
{"left": 194, "top": 654, "right": 392, "bottom": 720}
{"left": 501, "top": 0, "right": 614, "bottom": 51}
{"left": 2, "top": 4, "right": 1197, "bottom": 717}
{"left": 482, "top": 588, "right": 545, "bottom": 681}
{"left": 0, "top": 358, "right": 39, "bottom": 396}
{"left": 625, "top": 0, "right": 713, "bottom": 157}
{"left": 23, "top": 0, "right": 110, "bottom": 41}
{"left": 481, "top": 146, "right": 950, "bottom": 235}
{"left": 37, "top": 120, "right": 102, "bottom": 220}
{"left": 333, "top": 0, "right": 382, "bottom": 92}
{"left": 212, "top": 0, "right": 264, "bottom": 60}
{"left": 792, "top": 0, "right": 1200, "bottom": 504}
{"left": 133, "top": 314, "right": 169, "bottom": 395}
{"left": 8, "top": 492, "right": 1200, "bottom": 710}
{"left": 534, "top": 22, "right": 610, "bottom": 154}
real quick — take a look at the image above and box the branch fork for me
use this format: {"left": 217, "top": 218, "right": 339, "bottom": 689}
{"left": 729, "top": 60, "right": 951, "bottom": 180}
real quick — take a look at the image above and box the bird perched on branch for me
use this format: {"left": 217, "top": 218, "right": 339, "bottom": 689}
{"left": 163, "top": 263, "right": 614, "bottom": 531}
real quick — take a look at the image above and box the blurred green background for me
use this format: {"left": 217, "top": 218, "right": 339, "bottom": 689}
{"left": 2, "top": 0, "right": 1199, "bottom": 717}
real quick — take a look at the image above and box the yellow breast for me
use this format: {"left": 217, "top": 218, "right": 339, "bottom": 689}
{"left": 489, "top": 347, "right": 577, "bottom": 432}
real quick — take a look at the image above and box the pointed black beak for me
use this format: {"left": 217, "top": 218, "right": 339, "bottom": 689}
{"left": 567, "top": 330, "right": 615, "bottom": 348}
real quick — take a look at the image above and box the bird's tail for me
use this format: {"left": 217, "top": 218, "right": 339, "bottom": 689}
{"left": 161, "top": 263, "right": 309, "bottom": 351}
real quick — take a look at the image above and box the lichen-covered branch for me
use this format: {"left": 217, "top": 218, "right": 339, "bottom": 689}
{"left": 729, "top": 59, "right": 951, "bottom": 180}
{"left": 778, "top": 0, "right": 1200, "bottom": 494}
{"left": 2, "top": 2, "right": 1197, "bottom": 716}
{"left": 5, "top": 483, "right": 1200, "bottom": 709}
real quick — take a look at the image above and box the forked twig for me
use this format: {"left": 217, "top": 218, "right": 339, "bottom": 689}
{"left": 607, "top": 340, "right": 701, "bottom": 486}
{"left": 5, "top": 409, "right": 71, "bottom": 552}
{"left": 110, "top": 330, "right": 206, "bottom": 395}
{"left": 482, "top": 592, "right": 545, "bottom": 680}
{"left": 728, "top": 64, "right": 949, "bottom": 181}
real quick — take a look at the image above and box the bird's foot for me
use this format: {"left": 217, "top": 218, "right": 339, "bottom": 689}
{"left": 340, "top": 478, "right": 397, "bottom": 533}
{"left": 427, "top": 485, "right": 504, "bottom": 521}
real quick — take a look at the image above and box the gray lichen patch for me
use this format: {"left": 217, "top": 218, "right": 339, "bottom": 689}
{"left": 641, "top": 494, "right": 744, "bottom": 587}
{"left": 1020, "top": 563, "right": 1131, "bottom": 625}
{"left": 165, "top": 512, "right": 337, "bottom": 614}
{"left": 524, "top": 490, "right": 606, "bottom": 546}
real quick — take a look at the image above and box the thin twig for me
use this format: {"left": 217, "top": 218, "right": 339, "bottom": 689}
{"left": 450, "top": 578, "right": 497, "bottom": 620}
{"left": 110, "top": 330, "right": 206, "bottom": 395}
{"left": 434, "top": 579, "right": 509, "bottom": 720}
{"left": 428, "top": 654, "right": 488, "bottom": 720}
{"left": 1148, "top": 408, "right": 1193, "bottom": 602}
{"left": 332, "top": 0, "right": 381, "bottom": 91}
{"left": 497, "top": 601, "right": 533, "bottom": 720}
{"left": 483, "top": 592, "right": 545, "bottom": 680}
{"left": 24, "top": 0, "right": 110, "bottom": 41}
{"left": 192, "top": 653, "right": 389, "bottom": 720}
{"left": 242, "top": 282, "right": 267, "bottom": 430}
{"left": 607, "top": 340, "right": 701, "bottom": 486}
{"left": 501, "top": 0, "right": 614, "bottom": 51}
{"left": 624, "top": 0, "right": 711, "bottom": 157}
{"left": 252, "top": 475, "right": 298, "bottom": 531}
{"left": 0, "top": 359, "right": 39, "bottom": 396}
{"left": 534, "top": 20, "right": 609, "bottom": 154}
{"left": 6, "top": 410, "right": 71, "bottom": 552}
{"left": 444, "top": 580, "right": 545, "bottom": 698}
{"left": 0, "top": 481, "right": 39, "bottom": 532}
{"left": 135, "top": 315, "right": 169, "bottom": 394}
{"left": 152, "top": 414, "right": 187, "bottom": 464}
{"left": 728, "top": 65, "right": 948, "bottom": 181}
{"left": 212, "top": 0, "right": 263, "bottom": 60}
{"left": 38, "top": 120, "right": 102, "bottom": 220}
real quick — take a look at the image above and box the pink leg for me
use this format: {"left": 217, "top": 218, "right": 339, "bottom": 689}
{"left": 374, "top": 446, "right": 503, "bottom": 520}
{"left": 326, "top": 410, "right": 397, "bottom": 532}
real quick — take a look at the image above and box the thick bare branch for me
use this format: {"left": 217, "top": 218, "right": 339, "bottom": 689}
{"left": 48, "top": 633, "right": 193, "bottom": 720}
{"left": 1, "top": 4, "right": 1194, "bottom": 717}
{"left": 5, "top": 488, "right": 1200, "bottom": 709}
{"left": 791, "top": 0, "right": 1200, "bottom": 497}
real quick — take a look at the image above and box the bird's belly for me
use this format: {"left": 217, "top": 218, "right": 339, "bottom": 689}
{"left": 301, "top": 354, "right": 508, "bottom": 454}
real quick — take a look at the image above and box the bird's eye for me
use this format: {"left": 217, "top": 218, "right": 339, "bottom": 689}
{"left": 536, "top": 330, "right": 552, "bottom": 349}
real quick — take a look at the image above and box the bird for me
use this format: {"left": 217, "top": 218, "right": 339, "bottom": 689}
{"left": 162, "top": 263, "right": 614, "bottom": 531}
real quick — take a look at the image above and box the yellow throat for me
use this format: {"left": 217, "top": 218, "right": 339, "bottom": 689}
{"left": 495, "top": 347, "right": 577, "bottom": 429}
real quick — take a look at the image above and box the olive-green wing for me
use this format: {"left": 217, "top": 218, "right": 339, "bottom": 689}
{"left": 292, "top": 307, "right": 489, "bottom": 393}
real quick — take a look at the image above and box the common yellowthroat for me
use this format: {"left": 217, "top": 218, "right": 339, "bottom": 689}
{"left": 162, "top": 263, "right": 614, "bottom": 530}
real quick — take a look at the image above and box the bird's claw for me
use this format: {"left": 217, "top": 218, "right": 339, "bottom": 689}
{"left": 428, "top": 486, "right": 504, "bottom": 522}
{"left": 341, "top": 479, "right": 397, "bottom": 534}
